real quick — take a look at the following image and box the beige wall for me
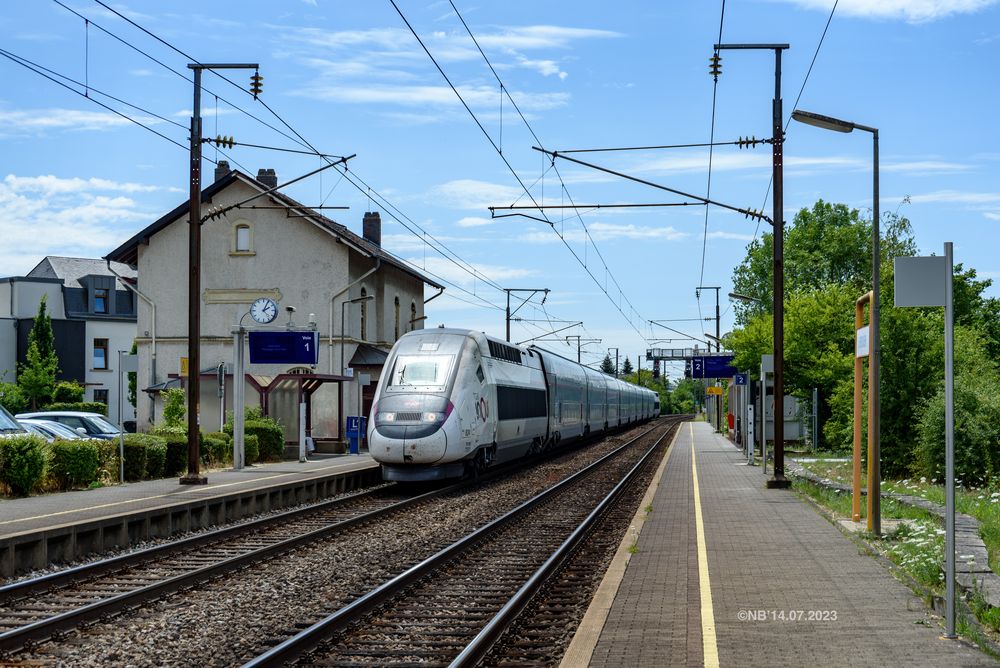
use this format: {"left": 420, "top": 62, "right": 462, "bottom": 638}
{"left": 132, "top": 179, "right": 427, "bottom": 437}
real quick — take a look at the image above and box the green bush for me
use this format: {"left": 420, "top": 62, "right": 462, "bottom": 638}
{"left": 121, "top": 434, "right": 168, "bottom": 480}
{"left": 0, "top": 382, "right": 28, "bottom": 414}
{"left": 204, "top": 431, "right": 231, "bottom": 444}
{"left": 95, "top": 439, "right": 120, "bottom": 484}
{"left": 52, "top": 381, "right": 85, "bottom": 403}
{"left": 244, "top": 434, "right": 259, "bottom": 465}
{"left": 151, "top": 426, "right": 188, "bottom": 476}
{"left": 161, "top": 388, "right": 186, "bottom": 428}
{"left": 0, "top": 434, "right": 47, "bottom": 496}
{"left": 43, "top": 401, "right": 109, "bottom": 416}
{"left": 201, "top": 434, "right": 231, "bottom": 467}
{"left": 122, "top": 438, "right": 148, "bottom": 482}
{"left": 47, "top": 439, "right": 100, "bottom": 489}
{"left": 145, "top": 441, "right": 167, "bottom": 479}
{"left": 245, "top": 420, "right": 284, "bottom": 461}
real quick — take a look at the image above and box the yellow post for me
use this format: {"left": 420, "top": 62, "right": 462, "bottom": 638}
{"left": 853, "top": 292, "right": 872, "bottom": 524}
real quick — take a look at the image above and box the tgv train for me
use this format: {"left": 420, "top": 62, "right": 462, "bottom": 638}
{"left": 368, "top": 328, "right": 659, "bottom": 481}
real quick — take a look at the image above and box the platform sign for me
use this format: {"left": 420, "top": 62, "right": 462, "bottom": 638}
{"left": 856, "top": 325, "right": 870, "bottom": 358}
{"left": 734, "top": 373, "right": 748, "bottom": 386}
{"left": 690, "top": 354, "right": 737, "bottom": 379}
{"left": 706, "top": 386, "right": 723, "bottom": 396}
{"left": 248, "top": 331, "right": 319, "bottom": 365}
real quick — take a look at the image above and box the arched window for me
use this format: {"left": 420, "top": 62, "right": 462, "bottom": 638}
{"left": 360, "top": 287, "right": 368, "bottom": 341}
{"left": 233, "top": 222, "right": 252, "bottom": 253}
{"left": 410, "top": 301, "right": 417, "bottom": 332}
{"left": 394, "top": 297, "right": 400, "bottom": 341}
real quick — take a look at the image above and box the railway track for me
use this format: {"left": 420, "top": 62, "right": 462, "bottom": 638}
{"left": 246, "top": 416, "right": 683, "bottom": 667}
{"left": 0, "top": 483, "right": 451, "bottom": 654}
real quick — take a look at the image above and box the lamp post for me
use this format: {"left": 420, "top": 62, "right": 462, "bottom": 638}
{"left": 608, "top": 347, "right": 619, "bottom": 377}
{"left": 696, "top": 286, "right": 721, "bottom": 351}
{"left": 716, "top": 42, "right": 790, "bottom": 489}
{"left": 792, "top": 108, "right": 880, "bottom": 535}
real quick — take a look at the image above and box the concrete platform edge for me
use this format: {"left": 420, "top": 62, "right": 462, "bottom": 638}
{"left": 560, "top": 420, "right": 684, "bottom": 668}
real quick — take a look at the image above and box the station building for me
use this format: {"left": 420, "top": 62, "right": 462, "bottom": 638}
{"left": 105, "top": 163, "right": 443, "bottom": 451}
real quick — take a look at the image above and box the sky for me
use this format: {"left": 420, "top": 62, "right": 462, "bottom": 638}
{"left": 1, "top": 0, "right": 998, "bottom": 379}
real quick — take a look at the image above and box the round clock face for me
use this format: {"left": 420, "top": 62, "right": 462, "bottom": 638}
{"left": 250, "top": 297, "right": 278, "bottom": 324}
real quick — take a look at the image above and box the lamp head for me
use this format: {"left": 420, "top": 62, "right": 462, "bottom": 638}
{"left": 791, "top": 109, "right": 854, "bottom": 133}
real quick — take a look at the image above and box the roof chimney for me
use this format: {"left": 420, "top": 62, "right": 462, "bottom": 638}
{"left": 256, "top": 168, "right": 278, "bottom": 189}
{"left": 214, "top": 160, "right": 231, "bottom": 182}
{"left": 363, "top": 211, "right": 381, "bottom": 246}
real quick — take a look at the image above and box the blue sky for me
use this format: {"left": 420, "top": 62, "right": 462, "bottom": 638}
{"left": 1, "top": 0, "right": 997, "bottom": 378}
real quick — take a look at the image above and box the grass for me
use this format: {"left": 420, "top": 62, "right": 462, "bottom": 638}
{"left": 796, "top": 457, "right": 1000, "bottom": 575}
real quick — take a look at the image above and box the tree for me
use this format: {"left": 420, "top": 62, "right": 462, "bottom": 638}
{"left": 18, "top": 295, "right": 59, "bottom": 409}
{"left": 600, "top": 354, "right": 615, "bottom": 375}
{"left": 621, "top": 357, "right": 633, "bottom": 375}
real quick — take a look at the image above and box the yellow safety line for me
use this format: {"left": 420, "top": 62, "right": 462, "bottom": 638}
{"left": 0, "top": 461, "right": 367, "bottom": 527}
{"left": 691, "top": 423, "right": 720, "bottom": 668}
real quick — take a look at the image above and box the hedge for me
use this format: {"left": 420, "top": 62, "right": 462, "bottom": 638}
{"left": 43, "top": 401, "right": 109, "bottom": 416}
{"left": 95, "top": 440, "right": 121, "bottom": 484}
{"left": 201, "top": 433, "right": 231, "bottom": 467}
{"left": 244, "top": 434, "right": 259, "bottom": 465}
{"left": 145, "top": 441, "right": 167, "bottom": 479}
{"left": 122, "top": 439, "right": 147, "bottom": 482}
{"left": 0, "top": 434, "right": 47, "bottom": 496}
{"left": 52, "top": 381, "right": 85, "bottom": 403}
{"left": 47, "top": 439, "right": 100, "bottom": 489}
{"left": 245, "top": 420, "right": 284, "bottom": 461}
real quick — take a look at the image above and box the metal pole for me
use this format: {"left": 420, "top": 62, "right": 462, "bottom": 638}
{"left": 944, "top": 241, "right": 956, "bottom": 639}
{"left": 767, "top": 46, "right": 789, "bottom": 488}
{"left": 506, "top": 290, "right": 511, "bottom": 343}
{"left": 232, "top": 327, "right": 245, "bottom": 470}
{"left": 181, "top": 66, "right": 206, "bottom": 485}
{"left": 870, "top": 129, "right": 881, "bottom": 535}
{"left": 340, "top": 300, "right": 348, "bottom": 377}
{"left": 117, "top": 350, "right": 124, "bottom": 483}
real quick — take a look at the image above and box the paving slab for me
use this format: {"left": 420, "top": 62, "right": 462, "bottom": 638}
{"left": 579, "top": 421, "right": 993, "bottom": 667}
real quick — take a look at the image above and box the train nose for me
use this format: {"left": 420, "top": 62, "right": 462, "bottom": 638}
{"left": 371, "top": 397, "right": 453, "bottom": 464}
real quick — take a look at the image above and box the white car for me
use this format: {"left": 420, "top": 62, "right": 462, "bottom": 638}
{"left": 18, "top": 418, "right": 86, "bottom": 442}
{"left": 16, "top": 411, "right": 122, "bottom": 440}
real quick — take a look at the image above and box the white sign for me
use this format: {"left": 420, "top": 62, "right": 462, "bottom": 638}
{"left": 358, "top": 373, "right": 371, "bottom": 386}
{"left": 856, "top": 325, "right": 870, "bottom": 358}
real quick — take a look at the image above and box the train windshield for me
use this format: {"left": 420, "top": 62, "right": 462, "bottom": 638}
{"left": 389, "top": 355, "right": 454, "bottom": 391}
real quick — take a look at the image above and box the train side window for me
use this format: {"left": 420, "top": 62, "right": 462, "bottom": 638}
{"left": 476, "top": 365, "right": 485, "bottom": 383}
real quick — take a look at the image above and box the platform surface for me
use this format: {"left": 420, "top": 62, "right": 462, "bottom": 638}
{"left": 580, "top": 421, "right": 993, "bottom": 666}
{"left": 0, "top": 454, "right": 377, "bottom": 540}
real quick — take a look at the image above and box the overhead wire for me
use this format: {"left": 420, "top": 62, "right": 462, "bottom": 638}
{"left": 429, "top": 0, "right": 650, "bottom": 343}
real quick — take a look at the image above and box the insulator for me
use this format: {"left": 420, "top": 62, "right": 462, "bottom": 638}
{"left": 215, "top": 135, "right": 235, "bottom": 149}
{"left": 708, "top": 53, "right": 722, "bottom": 79}
{"left": 250, "top": 71, "right": 263, "bottom": 98}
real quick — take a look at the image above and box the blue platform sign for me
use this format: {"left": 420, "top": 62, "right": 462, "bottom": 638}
{"left": 734, "top": 373, "right": 748, "bottom": 386}
{"left": 248, "top": 331, "right": 319, "bottom": 365}
{"left": 690, "top": 354, "right": 737, "bottom": 379}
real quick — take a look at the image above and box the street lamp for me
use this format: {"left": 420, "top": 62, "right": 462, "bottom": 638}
{"left": 792, "top": 108, "right": 881, "bottom": 536}
{"left": 728, "top": 291, "right": 763, "bottom": 304}
{"left": 340, "top": 294, "right": 375, "bottom": 377}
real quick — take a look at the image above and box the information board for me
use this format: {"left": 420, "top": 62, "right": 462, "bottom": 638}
{"left": 248, "top": 331, "right": 319, "bottom": 365}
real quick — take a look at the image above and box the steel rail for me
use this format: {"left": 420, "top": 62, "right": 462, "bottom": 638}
{"left": 242, "top": 419, "right": 669, "bottom": 667}
{"left": 452, "top": 420, "right": 678, "bottom": 666}
{"left": 0, "top": 483, "right": 459, "bottom": 653}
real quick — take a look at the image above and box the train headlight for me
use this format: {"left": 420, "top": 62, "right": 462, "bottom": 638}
{"left": 379, "top": 412, "right": 396, "bottom": 422}
{"left": 422, "top": 411, "right": 444, "bottom": 423}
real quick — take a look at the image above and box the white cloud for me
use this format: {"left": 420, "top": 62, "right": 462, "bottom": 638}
{"left": 882, "top": 160, "right": 971, "bottom": 173}
{"left": 907, "top": 190, "right": 1000, "bottom": 204}
{"left": 298, "top": 83, "right": 569, "bottom": 112}
{"left": 772, "top": 0, "right": 998, "bottom": 22}
{"left": 3, "top": 174, "right": 179, "bottom": 195}
{"left": 984, "top": 212, "right": 1000, "bottom": 220}
{"left": 404, "top": 256, "right": 537, "bottom": 287}
{"left": 633, "top": 151, "right": 867, "bottom": 175}
{"left": 706, "top": 230, "right": 756, "bottom": 241}
{"left": 432, "top": 179, "right": 525, "bottom": 210}
{"left": 456, "top": 216, "right": 494, "bottom": 227}
{"left": 523, "top": 222, "right": 688, "bottom": 243}
{"left": 0, "top": 177, "right": 158, "bottom": 275}
{"left": 0, "top": 108, "right": 162, "bottom": 134}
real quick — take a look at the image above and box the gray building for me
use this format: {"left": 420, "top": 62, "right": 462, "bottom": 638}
{"left": 0, "top": 257, "right": 138, "bottom": 424}
{"left": 105, "top": 165, "right": 443, "bottom": 450}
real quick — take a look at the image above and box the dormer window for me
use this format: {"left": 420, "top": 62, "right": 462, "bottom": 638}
{"left": 94, "top": 288, "right": 109, "bottom": 314}
{"left": 232, "top": 221, "right": 254, "bottom": 255}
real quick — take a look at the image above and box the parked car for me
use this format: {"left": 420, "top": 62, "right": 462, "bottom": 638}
{"left": 0, "top": 405, "right": 28, "bottom": 436}
{"left": 16, "top": 411, "right": 122, "bottom": 440}
{"left": 17, "top": 418, "right": 85, "bottom": 442}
